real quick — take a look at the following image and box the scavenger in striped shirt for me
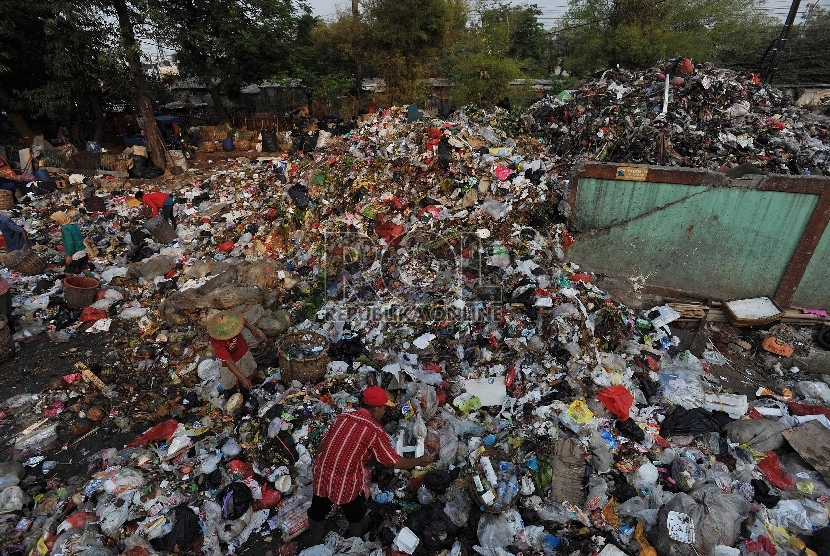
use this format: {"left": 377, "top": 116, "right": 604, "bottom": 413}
{"left": 305, "top": 387, "right": 436, "bottom": 543}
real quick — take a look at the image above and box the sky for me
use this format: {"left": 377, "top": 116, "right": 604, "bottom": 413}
{"left": 305, "top": 0, "right": 823, "bottom": 24}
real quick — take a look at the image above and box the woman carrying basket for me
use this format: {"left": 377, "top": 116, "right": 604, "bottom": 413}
{"left": 207, "top": 310, "right": 266, "bottom": 393}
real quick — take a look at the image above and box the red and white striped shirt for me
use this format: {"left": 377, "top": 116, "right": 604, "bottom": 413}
{"left": 312, "top": 408, "right": 401, "bottom": 504}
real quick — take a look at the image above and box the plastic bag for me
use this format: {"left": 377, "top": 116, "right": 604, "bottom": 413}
{"left": 597, "top": 385, "right": 634, "bottom": 421}
{"left": 477, "top": 510, "right": 522, "bottom": 548}
{"left": 218, "top": 482, "right": 253, "bottom": 520}
{"left": 444, "top": 483, "right": 472, "bottom": 527}
{"left": 13, "top": 423, "right": 58, "bottom": 461}
{"left": 795, "top": 381, "right": 830, "bottom": 404}
{"left": 58, "top": 511, "right": 98, "bottom": 534}
{"left": 658, "top": 368, "right": 706, "bottom": 409}
{"left": 0, "top": 486, "right": 27, "bottom": 511}
{"left": 769, "top": 499, "right": 814, "bottom": 533}
{"left": 222, "top": 438, "right": 241, "bottom": 458}
{"left": 126, "top": 419, "right": 180, "bottom": 448}
{"left": 96, "top": 494, "right": 131, "bottom": 535}
{"left": 758, "top": 451, "right": 795, "bottom": 490}
{"left": 632, "top": 462, "right": 659, "bottom": 491}
{"left": 419, "top": 384, "right": 438, "bottom": 420}
{"left": 252, "top": 485, "right": 282, "bottom": 510}
{"left": 103, "top": 467, "right": 145, "bottom": 494}
{"left": 438, "top": 426, "right": 459, "bottom": 468}
{"left": 440, "top": 409, "right": 485, "bottom": 437}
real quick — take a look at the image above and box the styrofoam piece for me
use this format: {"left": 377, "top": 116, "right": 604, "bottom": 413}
{"left": 666, "top": 511, "right": 695, "bottom": 543}
{"left": 752, "top": 405, "right": 785, "bottom": 417}
{"left": 724, "top": 297, "right": 780, "bottom": 319}
{"left": 393, "top": 527, "right": 420, "bottom": 554}
{"left": 704, "top": 393, "right": 748, "bottom": 418}
{"left": 598, "top": 545, "right": 627, "bottom": 556}
{"left": 463, "top": 377, "right": 507, "bottom": 406}
{"left": 647, "top": 305, "right": 680, "bottom": 329}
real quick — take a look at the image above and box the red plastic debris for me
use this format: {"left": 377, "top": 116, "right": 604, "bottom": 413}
{"left": 80, "top": 307, "right": 107, "bottom": 323}
{"left": 217, "top": 240, "right": 235, "bottom": 253}
{"left": 126, "top": 419, "right": 180, "bottom": 448}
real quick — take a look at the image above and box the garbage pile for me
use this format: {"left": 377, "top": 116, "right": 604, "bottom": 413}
{"left": 0, "top": 78, "right": 828, "bottom": 556}
{"left": 528, "top": 62, "right": 830, "bottom": 176}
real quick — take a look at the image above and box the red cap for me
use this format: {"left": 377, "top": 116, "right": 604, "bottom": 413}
{"left": 363, "top": 386, "right": 395, "bottom": 407}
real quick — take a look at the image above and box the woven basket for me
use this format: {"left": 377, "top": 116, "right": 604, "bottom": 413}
{"left": 277, "top": 331, "right": 329, "bottom": 384}
{"left": 0, "top": 190, "right": 13, "bottom": 210}
{"left": 11, "top": 250, "right": 46, "bottom": 276}
{"left": 200, "top": 141, "right": 216, "bottom": 153}
{"left": 234, "top": 139, "right": 251, "bottom": 151}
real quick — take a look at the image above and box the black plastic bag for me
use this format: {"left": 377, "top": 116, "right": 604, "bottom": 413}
{"left": 130, "top": 155, "right": 148, "bottom": 178}
{"left": 423, "top": 469, "right": 453, "bottom": 494}
{"left": 660, "top": 406, "right": 723, "bottom": 436}
{"left": 157, "top": 504, "right": 202, "bottom": 552}
{"left": 288, "top": 185, "right": 310, "bottom": 208}
{"left": 261, "top": 130, "right": 279, "bottom": 152}
{"left": 142, "top": 164, "right": 164, "bottom": 179}
{"left": 218, "top": 482, "right": 253, "bottom": 520}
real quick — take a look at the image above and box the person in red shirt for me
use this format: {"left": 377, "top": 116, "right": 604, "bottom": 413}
{"left": 206, "top": 310, "right": 266, "bottom": 392}
{"left": 306, "top": 386, "right": 436, "bottom": 545}
{"left": 135, "top": 190, "right": 177, "bottom": 228}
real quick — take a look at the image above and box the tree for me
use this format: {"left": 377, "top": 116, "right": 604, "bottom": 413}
{"left": 112, "top": 0, "right": 167, "bottom": 170}
{"left": 773, "top": 5, "right": 830, "bottom": 84}
{"left": 0, "top": 0, "right": 54, "bottom": 140}
{"left": 556, "top": 0, "right": 769, "bottom": 76}
{"left": 440, "top": 0, "right": 525, "bottom": 107}
{"left": 360, "top": 0, "right": 468, "bottom": 104}
{"left": 16, "top": 6, "right": 128, "bottom": 143}
{"left": 149, "top": 0, "right": 311, "bottom": 126}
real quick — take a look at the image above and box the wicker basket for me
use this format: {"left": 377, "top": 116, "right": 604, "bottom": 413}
{"left": 234, "top": 139, "right": 251, "bottom": 151}
{"left": 11, "top": 249, "right": 46, "bottom": 276}
{"left": 0, "top": 190, "right": 14, "bottom": 210}
{"left": 200, "top": 141, "right": 216, "bottom": 153}
{"left": 277, "top": 331, "right": 329, "bottom": 384}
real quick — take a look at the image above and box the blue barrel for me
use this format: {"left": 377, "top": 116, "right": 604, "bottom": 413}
{"left": 222, "top": 139, "right": 234, "bottom": 151}
{"left": 35, "top": 169, "right": 50, "bottom": 181}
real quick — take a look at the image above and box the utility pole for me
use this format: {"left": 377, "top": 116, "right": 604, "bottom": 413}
{"left": 761, "top": 0, "right": 802, "bottom": 84}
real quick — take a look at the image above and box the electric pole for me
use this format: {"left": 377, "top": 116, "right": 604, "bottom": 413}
{"left": 761, "top": 0, "right": 802, "bottom": 84}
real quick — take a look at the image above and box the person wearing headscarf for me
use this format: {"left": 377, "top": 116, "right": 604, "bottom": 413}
{"left": 51, "top": 211, "right": 88, "bottom": 273}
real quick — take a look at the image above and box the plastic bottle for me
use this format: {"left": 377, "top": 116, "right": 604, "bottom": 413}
{"left": 417, "top": 485, "right": 435, "bottom": 505}
{"left": 480, "top": 456, "right": 498, "bottom": 487}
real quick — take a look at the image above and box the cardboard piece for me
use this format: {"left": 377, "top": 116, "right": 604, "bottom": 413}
{"left": 781, "top": 420, "right": 830, "bottom": 482}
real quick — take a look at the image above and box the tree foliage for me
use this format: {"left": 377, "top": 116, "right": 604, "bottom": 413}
{"left": 771, "top": 5, "right": 830, "bottom": 84}
{"left": 556, "top": 0, "right": 770, "bottom": 76}
{"left": 148, "top": 0, "right": 311, "bottom": 124}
